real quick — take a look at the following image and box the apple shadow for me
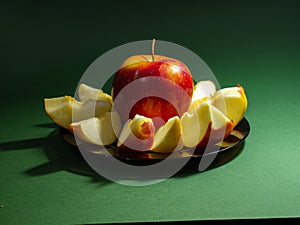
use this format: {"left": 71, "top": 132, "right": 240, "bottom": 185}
{"left": 0, "top": 121, "right": 248, "bottom": 183}
{"left": 175, "top": 141, "right": 246, "bottom": 178}
{"left": 0, "top": 125, "right": 110, "bottom": 185}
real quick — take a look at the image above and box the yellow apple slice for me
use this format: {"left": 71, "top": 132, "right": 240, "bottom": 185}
{"left": 188, "top": 97, "right": 210, "bottom": 113}
{"left": 78, "top": 84, "right": 112, "bottom": 103}
{"left": 181, "top": 102, "right": 233, "bottom": 148}
{"left": 211, "top": 85, "right": 247, "bottom": 127}
{"left": 150, "top": 116, "right": 183, "bottom": 153}
{"left": 44, "top": 96, "right": 112, "bottom": 129}
{"left": 191, "top": 80, "right": 216, "bottom": 103}
{"left": 208, "top": 104, "right": 234, "bottom": 147}
{"left": 188, "top": 80, "right": 216, "bottom": 112}
{"left": 181, "top": 102, "right": 212, "bottom": 148}
{"left": 69, "top": 111, "right": 122, "bottom": 146}
{"left": 117, "top": 115, "right": 155, "bottom": 151}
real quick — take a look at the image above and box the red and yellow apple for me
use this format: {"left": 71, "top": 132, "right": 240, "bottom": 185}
{"left": 43, "top": 38, "right": 248, "bottom": 154}
{"left": 112, "top": 50, "right": 194, "bottom": 129}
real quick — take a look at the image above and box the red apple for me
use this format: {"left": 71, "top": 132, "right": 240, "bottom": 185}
{"left": 112, "top": 40, "right": 194, "bottom": 128}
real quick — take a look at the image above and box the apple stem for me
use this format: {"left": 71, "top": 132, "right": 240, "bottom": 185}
{"left": 152, "top": 38, "right": 155, "bottom": 62}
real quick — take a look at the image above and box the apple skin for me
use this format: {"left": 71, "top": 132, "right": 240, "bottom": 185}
{"left": 112, "top": 55, "right": 194, "bottom": 128}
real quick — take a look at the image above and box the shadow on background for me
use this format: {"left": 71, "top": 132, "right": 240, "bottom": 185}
{"left": 0, "top": 122, "right": 246, "bottom": 184}
{"left": 0, "top": 125, "right": 110, "bottom": 184}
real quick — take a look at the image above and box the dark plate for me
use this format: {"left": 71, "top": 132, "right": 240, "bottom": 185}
{"left": 60, "top": 117, "right": 250, "bottom": 174}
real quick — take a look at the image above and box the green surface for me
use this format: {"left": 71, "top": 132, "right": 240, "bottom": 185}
{"left": 1, "top": 1, "right": 300, "bottom": 224}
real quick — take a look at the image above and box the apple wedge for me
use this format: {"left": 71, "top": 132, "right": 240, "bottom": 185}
{"left": 181, "top": 102, "right": 233, "bottom": 148}
{"left": 70, "top": 111, "right": 122, "bottom": 146}
{"left": 44, "top": 96, "right": 112, "bottom": 129}
{"left": 188, "top": 97, "right": 210, "bottom": 113}
{"left": 188, "top": 80, "right": 216, "bottom": 112}
{"left": 206, "top": 104, "right": 234, "bottom": 147}
{"left": 150, "top": 116, "right": 183, "bottom": 153}
{"left": 78, "top": 84, "right": 112, "bottom": 103}
{"left": 211, "top": 85, "right": 247, "bottom": 127}
{"left": 117, "top": 115, "right": 155, "bottom": 151}
{"left": 181, "top": 102, "right": 212, "bottom": 148}
{"left": 191, "top": 80, "right": 216, "bottom": 103}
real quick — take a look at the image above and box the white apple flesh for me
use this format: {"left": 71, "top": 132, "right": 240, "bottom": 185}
{"left": 44, "top": 96, "right": 112, "bottom": 129}
{"left": 70, "top": 111, "right": 122, "bottom": 146}
{"left": 181, "top": 102, "right": 234, "bottom": 148}
{"left": 78, "top": 84, "right": 112, "bottom": 103}
{"left": 117, "top": 114, "right": 155, "bottom": 151}
{"left": 211, "top": 86, "right": 247, "bottom": 127}
{"left": 151, "top": 116, "right": 183, "bottom": 153}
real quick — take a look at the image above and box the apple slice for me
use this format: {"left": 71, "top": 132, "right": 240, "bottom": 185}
{"left": 206, "top": 104, "right": 234, "bottom": 147}
{"left": 150, "top": 116, "right": 183, "bottom": 153}
{"left": 181, "top": 102, "right": 233, "bottom": 148}
{"left": 191, "top": 80, "right": 216, "bottom": 103}
{"left": 117, "top": 115, "right": 155, "bottom": 151}
{"left": 211, "top": 85, "right": 247, "bottom": 127}
{"left": 188, "top": 97, "right": 210, "bottom": 113}
{"left": 44, "top": 96, "right": 112, "bottom": 129}
{"left": 78, "top": 84, "right": 112, "bottom": 103}
{"left": 188, "top": 80, "right": 216, "bottom": 112}
{"left": 70, "top": 111, "right": 122, "bottom": 146}
{"left": 181, "top": 102, "right": 212, "bottom": 148}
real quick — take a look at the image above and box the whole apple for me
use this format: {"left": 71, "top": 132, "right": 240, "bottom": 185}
{"left": 112, "top": 43, "right": 194, "bottom": 128}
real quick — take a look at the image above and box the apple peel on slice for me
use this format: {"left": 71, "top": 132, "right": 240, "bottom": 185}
{"left": 70, "top": 111, "right": 122, "bottom": 146}
{"left": 117, "top": 115, "right": 155, "bottom": 151}
{"left": 78, "top": 84, "right": 112, "bottom": 103}
{"left": 151, "top": 116, "right": 183, "bottom": 153}
{"left": 44, "top": 96, "right": 112, "bottom": 130}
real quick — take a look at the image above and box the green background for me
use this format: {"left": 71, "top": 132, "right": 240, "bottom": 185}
{"left": 1, "top": 1, "right": 300, "bottom": 224}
